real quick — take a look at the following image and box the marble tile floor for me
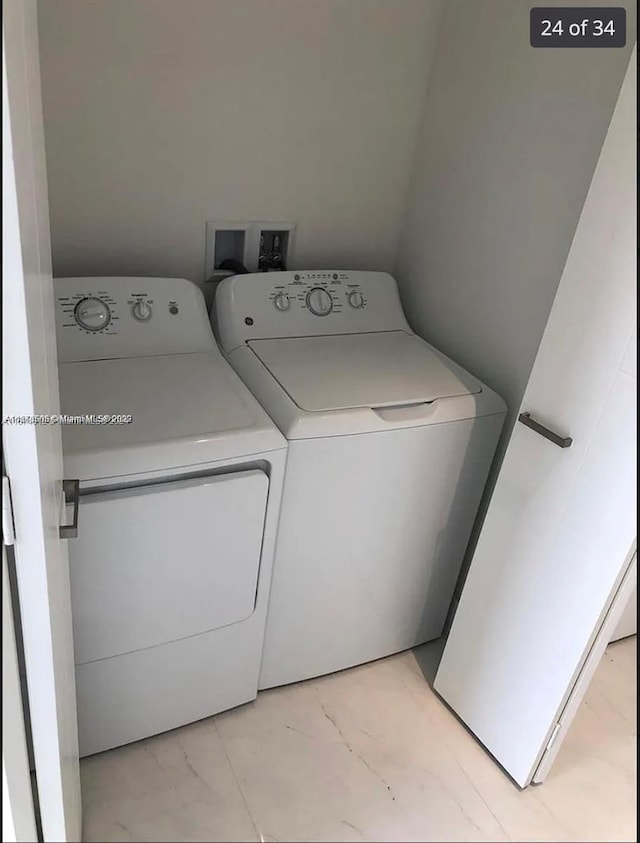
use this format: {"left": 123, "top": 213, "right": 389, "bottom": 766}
{"left": 81, "top": 636, "right": 637, "bottom": 843}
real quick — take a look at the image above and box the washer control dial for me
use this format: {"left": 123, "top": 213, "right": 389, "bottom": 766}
{"left": 306, "top": 287, "right": 333, "bottom": 317}
{"left": 74, "top": 297, "right": 111, "bottom": 331}
{"left": 131, "top": 300, "right": 153, "bottom": 322}
{"left": 347, "top": 291, "right": 364, "bottom": 309}
{"left": 273, "top": 292, "right": 290, "bottom": 312}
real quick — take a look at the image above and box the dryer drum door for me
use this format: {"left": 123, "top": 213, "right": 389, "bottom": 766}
{"left": 69, "top": 470, "right": 268, "bottom": 665}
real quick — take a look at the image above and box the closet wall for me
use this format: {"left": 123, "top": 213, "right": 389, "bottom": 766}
{"left": 396, "top": 0, "right": 635, "bottom": 438}
{"left": 37, "top": 0, "right": 442, "bottom": 285}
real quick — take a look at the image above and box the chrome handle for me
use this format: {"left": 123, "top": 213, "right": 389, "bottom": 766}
{"left": 60, "top": 479, "right": 80, "bottom": 539}
{"left": 518, "top": 412, "right": 573, "bottom": 449}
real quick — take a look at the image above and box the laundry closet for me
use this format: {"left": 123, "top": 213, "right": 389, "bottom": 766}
{"left": 3, "top": 1, "right": 636, "bottom": 841}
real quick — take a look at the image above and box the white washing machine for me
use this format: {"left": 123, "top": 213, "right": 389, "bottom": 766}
{"left": 54, "top": 276, "right": 287, "bottom": 756}
{"left": 214, "top": 270, "right": 507, "bottom": 690}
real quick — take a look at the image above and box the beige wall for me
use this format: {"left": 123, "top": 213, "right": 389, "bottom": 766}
{"left": 38, "top": 0, "right": 442, "bottom": 291}
{"left": 396, "top": 0, "right": 635, "bottom": 431}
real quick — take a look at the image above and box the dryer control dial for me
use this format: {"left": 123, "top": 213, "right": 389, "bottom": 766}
{"left": 131, "top": 300, "right": 153, "bottom": 322}
{"left": 74, "top": 297, "right": 111, "bottom": 331}
{"left": 306, "top": 287, "right": 333, "bottom": 317}
{"left": 347, "top": 291, "right": 364, "bottom": 309}
{"left": 273, "top": 292, "right": 290, "bottom": 312}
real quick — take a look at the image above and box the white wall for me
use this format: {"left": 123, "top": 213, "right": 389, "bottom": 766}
{"left": 396, "top": 0, "right": 635, "bottom": 432}
{"left": 37, "top": 0, "right": 442, "bottom": 294}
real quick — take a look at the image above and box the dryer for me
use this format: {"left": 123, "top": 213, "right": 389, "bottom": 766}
{"left": 54, "top": 276, "right": 287, "bottom": 756}
{"left": 214, "top": 270, "right": 507, "bottom": 690}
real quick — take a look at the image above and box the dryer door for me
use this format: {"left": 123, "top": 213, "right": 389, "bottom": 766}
{"left": 69, "top": 470, "right": 268, "bottom": 665}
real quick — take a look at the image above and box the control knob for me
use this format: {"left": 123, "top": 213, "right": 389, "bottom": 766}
{"left": 347, "top": 291, "right": 364, "bottom": 309}
{"left": 273, "top": 293, "right": 290, "bottom": 312}
{"left": 74, "top": 297, "right": 111, "bottom": 331}
{"left": 306, "top": 287, "right": 333, "bottom": 317}
{"left": 131, "top": 300, "right": 153, "bottom": 322}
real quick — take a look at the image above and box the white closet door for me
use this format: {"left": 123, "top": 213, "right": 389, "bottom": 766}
{"left": 434, "top": 47, "right": 636, "bottom": 788}
{"left": 3, "top": 1, "right": 82, "bottom": 837}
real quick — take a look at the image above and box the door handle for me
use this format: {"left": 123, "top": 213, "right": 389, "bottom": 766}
{"left": 60, "top": 479, "right": 80, "bottom": 539}
{"left": 372, "top": 402, "right": 437, "bottom": 424}
{"left": 518, "top": 412, "right": 573, "bottom": 449}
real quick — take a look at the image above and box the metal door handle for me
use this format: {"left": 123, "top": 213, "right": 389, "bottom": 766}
{"left": 60, "top": 479, "right": 80, "bottom": 538}
{"left": 518, "top": 412, "right": 573, "bottom": 449}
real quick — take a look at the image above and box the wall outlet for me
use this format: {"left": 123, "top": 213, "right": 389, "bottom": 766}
{"left": 204, "top": 220, "right": 296, "bottom": 279}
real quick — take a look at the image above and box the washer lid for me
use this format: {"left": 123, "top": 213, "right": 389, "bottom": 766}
{"left": 59, "top": 352, "right": 285, "bottom": 479}
{"left": 249, "top": 331, "right": 481, "bottom": 412}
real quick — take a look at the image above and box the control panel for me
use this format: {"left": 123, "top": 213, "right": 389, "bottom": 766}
{"left": 55, "top": 277, "right": 215, "bottom": 363}
{"left": 265, "top": 271, "right": 368, "bottom": 318}
{"left": 214, "top": 270, "right": 411, "bottom": 353}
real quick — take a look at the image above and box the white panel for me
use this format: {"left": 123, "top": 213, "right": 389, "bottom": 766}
{"left": 60, "top": 354, "right": 257, "bottom": 445}
{"left": 435, "top": 48, "right": 636, "bottom": 788}
{"left": 250, "top": 331, "right": 480, "bottom": 411}
{"left": 58, "top": 348, "right": 286, "bottom": 481}
{"left": 57, "top": 343, "right": 287, "bottom": 483}
{"left": 70, "top": 471, "right": 268, "bottom": 664}
{"left": 54, "top": 276, "right": 215, "bottom": 362}
{"left": 259, "top": 414, "right": 503, "bottom": 689}
{"left": 76, "top": 614, "right": 263, "bottom": 757}
{"left": 215, "top": 271, "right": 412, "bottom": 352}
{"left": 228, "top": 344, "right": 505, "bottom": 440}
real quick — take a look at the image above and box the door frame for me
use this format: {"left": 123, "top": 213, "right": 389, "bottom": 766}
{"left": 2, "top": 545, "right": 39, "bottom": 843}
{"left": 532, "top": 545, "right": 637, "bottom": 783}
{"left": 2, "top": 1, "right": 82, "bottom": 839}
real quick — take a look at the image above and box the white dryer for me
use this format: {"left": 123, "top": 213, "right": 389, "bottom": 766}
{"left": 54, "top": 277, "right": 287, "bottom": 756}
{"left": 214, "top": 270, "right": 507, "bottom": 690}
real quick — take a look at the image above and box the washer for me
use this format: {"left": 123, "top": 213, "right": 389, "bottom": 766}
{"left": 214, "top": 270, "right": 507, "bottom": 690}
{"left": 54, "top": 276, "right": 287, "bottom": 756}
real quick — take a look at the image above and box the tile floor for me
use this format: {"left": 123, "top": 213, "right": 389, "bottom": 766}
{"left": 81, "top": 636, "right": 637, "bottom": 842}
